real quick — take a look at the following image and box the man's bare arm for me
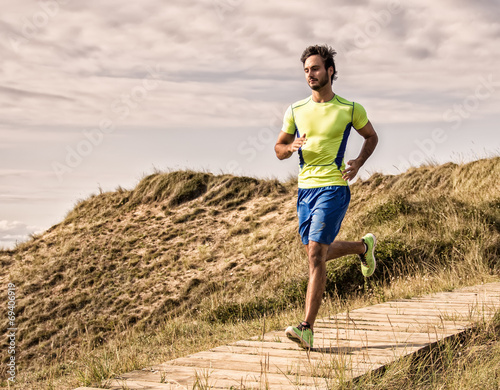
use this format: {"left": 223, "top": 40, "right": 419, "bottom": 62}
{"left": 275, "top": 131, "right": 307, "bottom": 160}
{"left": 342, "top": 120, "right": 378, "bottom": 181}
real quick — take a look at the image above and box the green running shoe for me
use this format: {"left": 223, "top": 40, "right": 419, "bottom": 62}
{"left": 360, "top": 233, "right": 377, "bottom": 277}
{"left": 285, "top": 322, "right": 314, "bottom": 349}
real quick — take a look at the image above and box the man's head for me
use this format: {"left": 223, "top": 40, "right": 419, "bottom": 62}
{"left": 300, "top": 45, "right": 338, "bottom": 89}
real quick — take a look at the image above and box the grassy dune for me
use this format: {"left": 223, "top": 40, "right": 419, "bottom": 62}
{"left": 0, "top": 157, "right": 499, "bottom": 389}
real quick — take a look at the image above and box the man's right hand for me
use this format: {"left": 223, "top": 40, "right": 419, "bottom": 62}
{"left": 289, "top": 133, "right": 307, "bottom": 153}
{"left": 275, "top": 132, "right": 307, "bottom": 160}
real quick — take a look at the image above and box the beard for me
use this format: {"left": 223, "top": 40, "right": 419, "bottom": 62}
{"left": 309, "top": 73, "right": 330, "bottom": 91}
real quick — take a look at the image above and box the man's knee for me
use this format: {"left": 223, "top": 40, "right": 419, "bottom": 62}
{"left": 308, "top": 241, "right": 328, "bottom": 267}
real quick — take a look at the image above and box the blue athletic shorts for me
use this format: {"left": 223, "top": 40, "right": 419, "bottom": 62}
{"left": 297, "top": 186, "right": 351, "bottom": 245}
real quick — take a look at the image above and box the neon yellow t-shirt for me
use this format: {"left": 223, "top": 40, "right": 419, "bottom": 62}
{"left": 281, "top": 94, "right": 368, "bottom": 189}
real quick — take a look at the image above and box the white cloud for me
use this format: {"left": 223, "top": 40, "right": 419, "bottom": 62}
{"left": 2, "top": 0, "right": 499, "bottom": 130}
{"left": 0, "top": 220, "right": 41, "bottom": 249}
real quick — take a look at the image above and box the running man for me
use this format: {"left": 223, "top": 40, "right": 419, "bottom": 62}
{"left": 275, "top": 45, "right": 378, "bottom": 349}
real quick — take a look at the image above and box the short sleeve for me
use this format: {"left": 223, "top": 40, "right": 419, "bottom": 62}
{"left": 352, "top": 102, "right": 369, "bottom": 130}
{"left": 281, "top": 105, "right": 296, "bottom": 135}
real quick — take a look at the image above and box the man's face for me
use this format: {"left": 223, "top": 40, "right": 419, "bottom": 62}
{"left": 304, "top": 55, "right": 331, "bottom": 91}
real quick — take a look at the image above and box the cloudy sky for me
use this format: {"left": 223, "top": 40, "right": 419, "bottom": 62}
{"left": 1, "top": 0, "right": 499, "bottom": 249}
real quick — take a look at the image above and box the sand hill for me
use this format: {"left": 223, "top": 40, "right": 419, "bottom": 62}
{"left": 1, "top": 158, "right": 498, "bottom": 388}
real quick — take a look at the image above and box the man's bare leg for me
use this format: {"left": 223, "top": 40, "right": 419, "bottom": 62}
{"left": 301, "top": 239, "right": 369, "bottom": 330}
{"left": 325, "top": 240, "right": 365, "bottom": 261}
{"left": 303, "top": 241, "right": 329, "bottom": 331}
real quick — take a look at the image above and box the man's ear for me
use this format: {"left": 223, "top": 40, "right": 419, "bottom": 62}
{"left": 328, "top": 66, "right": 334, "bottom": 80}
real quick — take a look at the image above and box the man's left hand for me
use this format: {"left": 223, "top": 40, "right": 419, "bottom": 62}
{"left": 342, "top": 158, "right": 363, "bottom": 181}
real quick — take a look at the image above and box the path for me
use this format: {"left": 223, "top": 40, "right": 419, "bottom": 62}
{"left": 75, "top": 282, "right": 500, "bottom": 389}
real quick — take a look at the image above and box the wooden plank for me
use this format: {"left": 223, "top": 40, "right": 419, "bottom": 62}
{"left": 314, "top": 322, "right": 466, "bottom": 333}
{"left": 299, "top": 321, "right": 469, "bottom": 333}
{"left": 112, "top": 367, "right": 321, "bottom": 389}
{"left": 391, "top": 298, "right": 500, "bottom": 305}
{"left": 259, "top": 329, "right": 462, "bottom": 346}
{"left": 314, "top": 320, "right": 470, "bottom": 332}
{"left": 376, "top": 300, "right": 498, "bottom": 308}
{"left": 460, "top": 283, "right": 500, "bottom": 292}
{"left": 393, "top": 295, "right": 500, "bottom": 303}
{"left": 210, "top": 344, "right": 392, "bottom": 363}
{"left": 73, "top": 388, "right": 105, "bottom": 390}
{"left": 211, "top": 344, "right": 417, "bottom": 365}
{"left": 355, "top": 305, "right": 492, "bottom": 315}
{"left": 147, "top": 364, "right": 336, "bottom": 388}
{"left": 233, "top": 340, "right": 422, "bottom": 356}
{"left": 169, "top": 350, "right": 381, "bottom": 377}
{"left": 313, "top": 327, "right": 458, "bottom": 340}
{"left": 356, "top": 308, "right": 476, "bottom": 316}
{"left": 259, "top": 334, "right": 429, "bottom": 352}
{"left": 326, "top": 313, "right": 467, "bottom": 322}
{"left": 384, "top": 302, "right": 499, "bottom": 311}
{"left": 321, "top": 312, "right": 482, "bottom": 323}
{"left": 229, "top": 340, "right": 423, "bottom": 366}
{"left": 261, "top": 328, "right": 441, "bottom": 341}
{"left": 107, "top": 378, "right": 185, "bottom": 389}
{"left": 167, "top": 357, "right": 376, "bottom": 381}
{"left": 356, "top": 306, "right": 496, "bottom": 319}
{"left": 314, "top": 320, "right": 472, "bottom": 332}
{"left": 408, "top": 293, "right": 498, "bottom": 300}
{"left": 313, "top": 333, "right": 442, "bottom": 346}
{"left": 317, "top": 309, "right": 481, "bottom": 319}
{"left": 315, "top": 319, "right": 468, "bottom": 330}
{"left": 305, "top": 324, "right": 455, "bottom": 336}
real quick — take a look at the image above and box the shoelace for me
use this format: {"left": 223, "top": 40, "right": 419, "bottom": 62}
{"left": 359, "top": 252, "right": 368, "bottom": 266}
{"left": 359, "top": 239, "right": 368, "bottom": 266}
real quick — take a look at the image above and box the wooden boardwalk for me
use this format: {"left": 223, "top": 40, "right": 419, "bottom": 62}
{"left": 76, "top": 282, "right": 500, "bottom": 390}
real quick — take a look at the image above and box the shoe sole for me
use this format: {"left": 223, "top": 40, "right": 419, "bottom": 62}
{"left": 285, "top": 327, "right": 311, "bottom": 349}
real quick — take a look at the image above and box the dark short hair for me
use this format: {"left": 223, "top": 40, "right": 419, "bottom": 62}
{"left": 300, "top": 44, "right": 338, "bottom": 83}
